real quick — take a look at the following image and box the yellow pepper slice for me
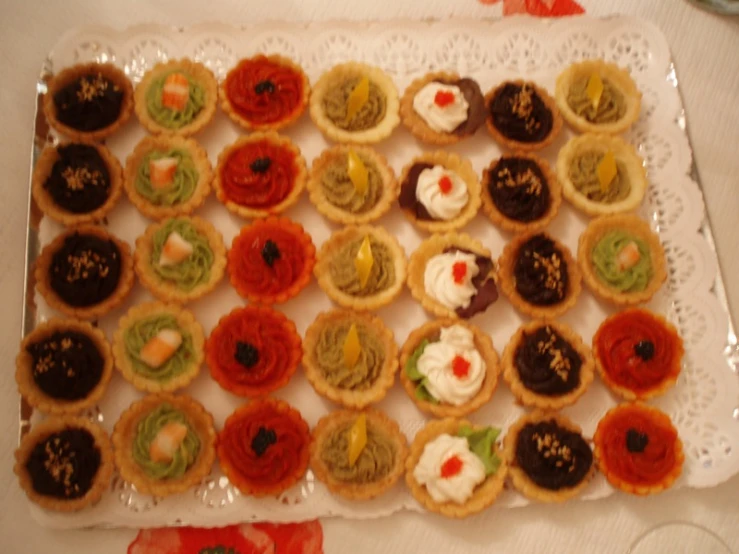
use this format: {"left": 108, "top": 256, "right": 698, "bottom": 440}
{"left": 597, "top": 151, "right": 618, "bottom": 194}
{"left": 343, "top": 323, "right": 362, "bottom": 369}
{"left": 348, "top": 413, "right": 367, "bottom": 467}
{"left": 354, "top": 235, "right": 374, "bottom": 289}
{"left": 586, "top": 73, "right": 604, "bottom": 111}
{"left": 345, "top": 77, "right": 369, "bottom": 123}
{"left": 347, "top": 149, "right": 369, "bottom": 196}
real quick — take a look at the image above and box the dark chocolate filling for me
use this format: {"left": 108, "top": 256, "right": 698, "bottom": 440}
{"left": 488, "top": 83, "right": 553, "bottom": 144}
{"left": 53, "top": 73, "right": 124, "bottom": 132}
{"left": 250, "top": 426, "right": 277, "bottom": 457}
{"left": 25, "top": 428, "right": 101, "bottom": 499}
{"left": 44, "top": 144, "right": 111, "bottom": 214}
{"left": 513, "top": 234, "right": 569, "bottom": 306}
{"left": 444, "top": 247, "right": 498, "bottom": 319}
{"left": 488, "top": 157, "right": 550, "bottom": 222}
{"left": 515, "top": 420, "right": 592, "bottom": 490}
{"left": 434, "top": 78, "right": 486, "bottom": 136}
{"left": 514, "top": 326, "right": 582, "bottom": 396}
{"left": 398, "top": 162, "right": 435, "bottom": 220}
{"left": 26, "top": 330, "right": 104, "bottom": 401}
{"left": 49, "top": 233, "right": 122, "bottom": 308}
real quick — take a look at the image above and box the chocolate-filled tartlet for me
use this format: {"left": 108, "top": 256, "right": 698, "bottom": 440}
{"left": 35, "top": 225, "right": 134, "bottom": 320}
{"left": 400, "top": 71, "right": 486, "bottom": 145}
{"left": 498, "top": 231, "right": 581, "bottom": 319}
{"left": 15, "top": 416, "right": 114, "bottom": 511}
{"left": 485, "top": 81, "right": 562, "bottom": 152}
{"left": 44, "top": 62, "right": 133, "bottom": 143}
{"left": 16, "top": 318, "right": 113, "bottom": 415}
{"left": 32, "top": 143, "right": 123, "bottom": 226}
{"left": 504, "top": 412, "right": 594, "bottom": 502}
{"left": 481, "top": 153, "right": 562, "bottom": 234}
{"left": 502, "top": 320, "right": 594, "bottom": 410}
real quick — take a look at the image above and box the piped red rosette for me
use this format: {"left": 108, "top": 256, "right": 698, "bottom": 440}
{"left": 592, "top": 308, "right": 683, "bottom": 400}
{"left": 594, "top": 402, "right": 683, "bottom": 495}
{"left": 206, "top": 306, "right": 302, "bottom": 397}
{"left": 228, "top": 216, "right": 316, "bottom": 305}
{"left": 218, "top": 398, "right": 310, "bottom": 497}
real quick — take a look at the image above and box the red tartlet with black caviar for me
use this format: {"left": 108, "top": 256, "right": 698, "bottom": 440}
{"left": 214, "top": 132, "right": 307, "bottom": 219}
{"left": 592, "top": 308, "right": 683, "bottom": 400}
{"left": 228, "top": 216, "right": 316, "bottom": 305}
{"left": 220, "top": 54, "right": 310, "bottom": 132}
{"left": 205, "top": 306, "right": 302, "bottom": 397}
{"left": 218, "top": 398, "right": 310, "bottom": 497}
{"left": 594, "top": 402, "right": 684, "bottom": 495}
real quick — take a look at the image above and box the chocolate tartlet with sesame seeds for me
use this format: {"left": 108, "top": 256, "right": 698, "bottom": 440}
{"left": 35, "top": 225, "right": 134, "bottom": 320}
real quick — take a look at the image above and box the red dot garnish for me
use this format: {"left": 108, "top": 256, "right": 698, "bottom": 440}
{"left": 438, "top": 175, "right": 453, "bottom": 195}
{"left": 452, "top": 261, "right": 468, "bottom": 284}
{"left": 452, "top": 355, "right": 471, "bottom": 379}
{"left": 440, "top": 455, "right": 464, "bottom": 478}
{"left": 434, "top": 90, "right": 456, "bottom": 107}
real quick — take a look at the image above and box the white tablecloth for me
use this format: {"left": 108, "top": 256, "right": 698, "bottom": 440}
{"left": 1, "top": 1, "right": 737, "bottom": 552}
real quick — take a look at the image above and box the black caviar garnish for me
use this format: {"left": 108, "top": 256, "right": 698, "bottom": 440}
{"left": 250, "top": 157, "right": 272, "bottom": 173}
{"left": 261, "top": 239, "right": 281, "bottom": 267}
{"left": 634, "top": 340, "right": 655, "bottom": 361}
{"left": 626, "top": 428, "right": 649, "bottom": 453}
{"left": 254, "top": 80, "right": 276, "bottom": 94}
{"left": 235, "top": 341, "right": 259, "bottom": 368}
{"left": 250, "top": 426, "right": 277, "bottom": 457}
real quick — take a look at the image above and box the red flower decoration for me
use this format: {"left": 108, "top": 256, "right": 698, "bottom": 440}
{"left": 478, "top": 0, "right": 585, "bottom": 16}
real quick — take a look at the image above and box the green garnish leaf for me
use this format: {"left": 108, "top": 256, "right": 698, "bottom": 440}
{"left": 458, "top": 424, "right": 502, "bottom": 476}
{"left": 404, "top": 339, "right": 439, "bottom": 404}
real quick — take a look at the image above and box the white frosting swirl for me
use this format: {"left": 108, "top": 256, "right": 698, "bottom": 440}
{"left": 412, "top": 82, "right": 469, "bottom": 133}
{"left": 423, "top": 251, "right": 479, "bottom": 310}
{"left": 415, "top": 165, "right": 469, "bottom": 221}
{"left": 416, "top": 325, "right": 485, "bottom": 405}
{"left": 412, "top": 433, "right": 486, "bottom": 504}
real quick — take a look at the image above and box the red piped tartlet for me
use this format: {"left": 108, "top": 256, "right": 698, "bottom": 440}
{"left": 594, "top": 402, "right": 684, "bottom": 495}
{"left": 214, "top": 132, "right": 307, "bottom": 219}
{"left": 218, "top": 398, "right": 310, "bottom": 497}
{"left": 205, "top": 306, "right": 302, "bottom": 397}
{"left": 228, "top": 216, "right": 316, "bottom": 305}
{"left": 221, "top": 54, "right": 309, "bottom": 132}
{"left": 592, "top": 308, "right": 683, "bottom": 400}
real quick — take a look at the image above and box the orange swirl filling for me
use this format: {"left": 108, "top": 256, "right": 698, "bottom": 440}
{"left": 594, "top": 309, "right": 682, "bottom": 395}
{"left": 219, "top": 139, "right": 298, "bottom": 209}
{"left": 218, "top": 399, "right": 310, "bottom": 496}
{"left": 596, "top": 404, "right": 680, "bottom": 487}
{"left": 224, "top": 56, "right": 305, "bottom": 127}
{"left": 228, "top": 217, "right": 316, "bottom": 305}
{"left": 206, "top": 306, "right": 301, "bottom": 397}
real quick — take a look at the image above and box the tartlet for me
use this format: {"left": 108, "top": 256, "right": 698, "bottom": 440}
{"left": 503, "top": 411, "right": 594, "bottom": 502}
{"left": 502, "top": 320, "right": 594, "bottom": 410}
{"left": 217, "top": 398, "right": 310, "bottom": 497}
{"left": 310, "top": 409, "right": 408, "bottom": 500}
{"left": 206, "top": 306, "right": 302, "bottom": 398}
{"left": 112, "top": 393, "right": 216, "bottom": 497}
{"left": 220, "top": 54, "right": 310, "bottom": 132}
{"left": 228, "top": 216, "right": 316, "bottom": 305}
{"left": 484, "top": 80, "right": 562, "bottom": 152}
{"left": 214, "top": 132, "right": 307, "bottom": 219}
{"left": 407, "top": 232, "right": 498, "bottom": 320}
{"left": 123, "top": 135, "right": 212, "bottom": 220}
{"left": 134, "top": 216, "right": 226, "bottom": 304}
{"left": 405, "top": 418, "right": 507, "bottom": 518}
{"left": 592, "top": 308, "right": 684, "bottom": 400}
{"left": 43, "top": 62, "right": 133, "bottom": 143}
{"left": 15, "top": 416, "right": 114, "bottom": 511}
{"left": 400, "top": 319, "right": 499, "bottom": 418}
{"left": 32, "top": 143, "right": 123, "bottom": 226}
{"left": 498, "top": 231, "right": 581, "bottom": 319}
{"left": 16, "top": 318, "right": 113, "bottom": 415}
{"left": 35, "top": 224, "right": 134, "bottom": 320}
{"left": 481, "top": 153, "right": 562, "bottom": 234}
{"left": 578, "top": 214, "right": 667, "bottom": 306}
{"left": 593, "top": 402, "right": 684, "bottom": 495}
{"left": 398, "top": 151, "right": 482, "bottom": 233}
{"left": 400, "top": 71, "right": 486, "bottom": 145}
{"left": 112, "top": 301, "right": 204, "bottom": 393}
{"left": 134, "top": 58, "right": 218, "bottom": 136}
{"left": 556, "top": 133, "right": 647, "bottom": 217}
{"left": 314, "top": 225, "right": 407, "bottom": 311}
{"left": 310, "top": 62, "right": 400, "bottom": 144}
{"left": 303, "top": 309, "right": 398, "bottom": 409}
{"left": 555, "top": 60, "right": 641, "bottom": 135}
{"left": 307, "top": 145, "right": 397, "bottom": 225}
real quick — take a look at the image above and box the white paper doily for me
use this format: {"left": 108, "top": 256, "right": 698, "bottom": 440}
{"left": 27, "top": 16, "right": 739, "bottom": 529}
